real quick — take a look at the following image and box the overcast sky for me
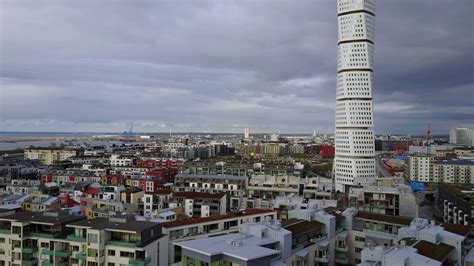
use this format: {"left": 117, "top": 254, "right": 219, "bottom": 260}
{"left": 0, "top": 0, "right": 473, "bottom": 134}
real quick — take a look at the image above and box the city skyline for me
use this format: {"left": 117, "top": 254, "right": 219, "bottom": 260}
{"left": 1, "top": 1, "right": 473, "bottom": 134}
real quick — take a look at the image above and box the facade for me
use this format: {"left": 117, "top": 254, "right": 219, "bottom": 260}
{"left": 435, "top": 184, "right": 474, "bottom": 225}
{"left": 171, "top": 191, "right": 227, "bottom": 218}
{"left": 334, "top": 0, "right": 377, "bottom": 192}
{"left": 174, "top": 174, "right": 248, "bottom": 209}
{"left": 24, "top": 148, "right": 77, "bottom": 165}
{"left": 175, "top": 222, "right": 291, "bottom": 266}
{"left": 349, "top": 178, "right": 418, "bottom": 217}
{"left": 360, "top": 217, "right": 470, "bottom": 265}
{"left": 162, "top": 208, "right": 277, "bottom": 264}
{"left": 407, "top": 155, "right": 474, "bottom": 184}
{"left": 450, "top": 127, "right": 474, "bottom": 147}
{"left": 0, "top": 211, "right": 168, "bottom": 266}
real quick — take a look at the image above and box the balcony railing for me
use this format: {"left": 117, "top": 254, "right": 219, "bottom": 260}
{"left": 41, "top": 249, "right": 71, "bottom": 257}
{"left": 335, "top": 246, "right": 349, "bottom": 252}
{"left": 363, "top": 229, "right": 397, "bottom": 239}
{"left": 129, "top": 257, "right": 152, "bottom": 266}
{"left": 314, "top": 257, "right": 329, "bottom": 263}
{"left": 66, "top": 234, "right": 86, "bottom": 242}
{"left": 75, "top": 252, "right": 87, "bottom": 260}
{"left": 22, "top": 247, "right": 38, "bottom": 254}
{"left": 0, "top": 229, "right": 10, "bottom": 234}
{"left": 335, "top": 257, "right": 349, "bottom": 264}
{"left": 106, "top": 240, "right": 138, "bottom": 247}
{"left": 42, "top": 261, "right": 67, "bottom": 266}
{"left": 29, "top": 232, "right": 59, "bottom": 239}
{"left": 21, "top": 258, "right": 38, "bottom": 266}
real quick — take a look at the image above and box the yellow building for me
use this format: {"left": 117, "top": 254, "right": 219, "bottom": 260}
{"left": 24, "top": 148, "right": 76, "bottom": 165}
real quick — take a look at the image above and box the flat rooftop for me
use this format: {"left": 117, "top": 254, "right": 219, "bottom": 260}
{"left": 68, "top": 217, "right": 159, "bottom": 233}
{"left": 175, "top": 233, "right": 279, "bottom": 261}
{"left": 413, "top": 240, "right": 454, "bottom": 262}
{"left": 0, "top": 211, "right": 85, "bottom": 225}
{"left": 284, "top": 220, "right": 324, "bottom": 236}
{"left": 442, "top": 223, "right": 472, "bottom": 237}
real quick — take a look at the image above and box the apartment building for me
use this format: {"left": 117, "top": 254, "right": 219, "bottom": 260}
{"left": 434, "top": 159, "right": 473, "bottom": 184}
{"left": 349, "top": 178, "right": 417, "bottom": 217}
{"left": 41, "top": 170, "right": 98, "bottom": 184}
{"left": 24, "top": 148, "right": 77, "bottom": 165}
{"left": 171, "top": 191, "right": 227, "bottom": 218}
{"left": 0, "top": 211, "right": 168, "bottom": 266}
{"left": 407, "top": 155, "right": 474, "bottom": 184}
{"left": 435, "top": 184, "right": 474, "bottom": 225}
{"left": 247, "top": 174, "right": 300, "bottom": 198}
{"left": 120, "top": 188, "right": 145, "bottom": 214}
{"left": 162, "top": 208, "right": 277, "bottom": 264}
{"left": 139, "top": 190, "right": 173, "bottom": 217}
{"left": 175, "top": 221, "right": 291, "bottom": 266}
{"left": 181, "top": 161, "right": 303, "bottom": 178}
{"left": 360, "top": 217, "right": 470, "bottom": 265}
{"left": 109, "top": 154, "right": 133, "bottom": 167}
{"left": 342, "top": 208, "right": 414, "bottom": 265}
{"left": 67, "top": 214, "right": 168, "bottom": 266}
{"left": 0, "top": 210, "right": 86, "bottom": 265}
{"left": 174, "top": 174, "right": 248, "bottom": 209}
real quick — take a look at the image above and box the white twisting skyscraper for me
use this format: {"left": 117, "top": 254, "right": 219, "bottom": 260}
{"left": 335, "top": 0, "right": 376, "bottom": 192}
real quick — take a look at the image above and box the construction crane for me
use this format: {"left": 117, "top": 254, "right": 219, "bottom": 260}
{"left": 122, "top": 122, "right": 134, "bottom": 141}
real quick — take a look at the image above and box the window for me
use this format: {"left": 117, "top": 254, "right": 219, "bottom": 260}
{"left": 356, "top": 247, "right": 363, "bottom": 253}
{"left": 120, "top": 251, "right": 134, "bottom": 258}
{"left": 87, "top": 248, "right": 98, "bottom": 257}
{"left": 88, "top": 234, "right": 99, "bottom": 243}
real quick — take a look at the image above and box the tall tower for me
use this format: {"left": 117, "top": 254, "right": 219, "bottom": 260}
{"left": 244, "top": 128, "right": 250, "bottom": 139}
{"left": 334, "top": 0, "right": 376, "bottom": 192}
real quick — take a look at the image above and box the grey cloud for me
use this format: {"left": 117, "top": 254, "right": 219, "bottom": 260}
{"left": 0, "top": 0, "right": 472, "bottom": 134}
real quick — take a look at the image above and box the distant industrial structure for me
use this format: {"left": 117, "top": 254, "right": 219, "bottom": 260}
{"left": 450, "top": 127, "right": 474, "bottom": 147}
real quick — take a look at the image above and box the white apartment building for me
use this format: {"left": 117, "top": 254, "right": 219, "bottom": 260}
{"left": 334, "top": 0, "right": 377, "bottom": 192}
{"left": 162, "top": 208, "right": 277, "bottom": 264}
{"left": 360, "top": 218, "right": 469, "bottom": 265}
{"left": 175, "top": 221, "right": 292, "bottom": 266}
{"left": 109, "top": 154, "right": 133, "bottom": 167}
{"left": 407, "top": 155, "right": 474, "bottom": 184}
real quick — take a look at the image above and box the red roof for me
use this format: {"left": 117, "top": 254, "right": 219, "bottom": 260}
{"left": 85, "top": 187, "right": 101, "bottom": 195}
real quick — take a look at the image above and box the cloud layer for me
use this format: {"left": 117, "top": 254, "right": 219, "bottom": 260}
{"left": 1, "top": 0, "right": 473, "bottom": 134}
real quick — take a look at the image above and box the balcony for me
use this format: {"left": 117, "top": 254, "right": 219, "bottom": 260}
{"left": 75, "top": 252, "right": 87, "bottom": 260}
{"left": 21, "top": 258, "right": 38, "bottom": 266}
{"left": 22, "top": 247, "right": 38, "bottom": 253}
{"left": 129, "top": 257, "right": 152, "bottom": 266}
{"left": 363, "top": 229, "right": 397, "bottom": 239}
{"left": 41, "top": 249, "right": 71, "bottom": 257}
{"left": 335, "top": 246, "right": 349, "bottom": 252}
{"left": 42, "top": 261, "right": 67, "bottom": 266}
{"left": 314, "top": 257, "right": 329, "bottom": 263}
{"left": 66, "top": 234, "right": 86, "bottom": 242}
{"left": 0, "top": 229, "right": 10, "bottom": 234}
{"left": 106, "top": 240, "right": 138, "bottom": 247}
{"left": 29, "top": 232, "right": 58, "bottom": 239}
{"left": 335, "top": 257, "right": 349, "bottom": 264}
